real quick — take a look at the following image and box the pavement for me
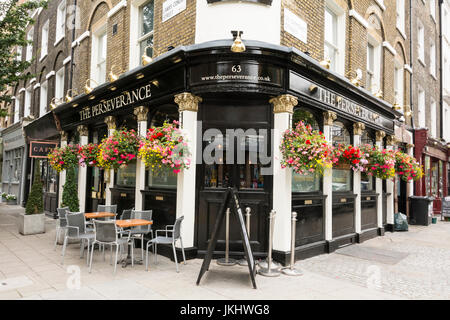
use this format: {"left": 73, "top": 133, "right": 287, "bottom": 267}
{"left": 1, "top": 202, "right": 449, "bottom": 300}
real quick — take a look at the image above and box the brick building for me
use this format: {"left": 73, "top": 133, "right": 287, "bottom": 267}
{"left": 2, "top": 0, "right": 447, "bottom": 263}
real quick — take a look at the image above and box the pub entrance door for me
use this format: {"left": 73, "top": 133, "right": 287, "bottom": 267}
{"left": 85, "top": 126, "right": 108, "bottom": 212}
{"left": 196, "top": 101, "right": 272, "bottom": 257}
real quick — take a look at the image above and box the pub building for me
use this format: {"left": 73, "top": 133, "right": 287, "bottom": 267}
{"left": 50, "top": 39, "right": 400, "bottom": 264}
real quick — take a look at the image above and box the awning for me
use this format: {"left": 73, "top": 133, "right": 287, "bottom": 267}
{"left": 23, "top": 111, "right": 59, "bottom": 141}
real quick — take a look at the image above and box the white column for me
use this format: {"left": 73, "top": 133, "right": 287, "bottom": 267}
{"left": 376, "top": 130, "right": 386, "bottom": 229}
{"left": 323, "top": 111, "right": 336, "bottom": 241}
{"left": 386, "top": 135, "right": 397, "bottom": 227}
{"left": 353, "top": 122, "right": 365, "bottom": 235}
{"left": 406, "top": 143, "right": 415, "bottom": 217}
{"left": 77, "top": 125, "right": 88, "bottom": 212}
{"left": 134, "top": 107, "right": 149, "bottom": 211}
{"left": 104, "top": 116, "right": 116, "bottom": 206}
{"left": 174, "top": 93, "right": 201, "bottom": 248}
{"left": 270, "top": 95, "right": 298, "bottom": 253}
{"left": 58, "top": 131, "right": 68, "bottom": 207}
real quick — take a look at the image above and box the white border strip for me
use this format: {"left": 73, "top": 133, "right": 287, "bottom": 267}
{"left": 30, "top": 78, "right": 36, "bottom": 84}
{"left": 19, "top": 88, "right": 25, "bottom": 93}
{"left": 404, "top": 64, "right": 413, "bottom": 74}
{"left": 383, "top": 41, "right": 397, "bottom": 56}
{"left": 107, "top": 0, "right": 127, "bottom": 18}
{"left": 33, "top": 83, "right": 40, "bottom": 90}
{"left": 349, "top": 9, "right": 369, "bottom": 29}
{"left": 72, "top": 31, "right": 91, "bottom": 47}
{"left": 374, "top": 0, "right": 386, "bottom": 11}
{"left": 46, "top": 71, "right": 55, "bottom": 80}
{"left": 63, "top": 56, "right": 72, "bottom": 65}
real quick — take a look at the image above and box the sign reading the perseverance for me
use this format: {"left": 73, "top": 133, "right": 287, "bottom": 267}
{"left": 79, "top": 83, "right": 152, "bottom": 121}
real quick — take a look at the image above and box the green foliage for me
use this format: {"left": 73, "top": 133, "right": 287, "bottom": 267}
{"left": 0, "top": 0, "right": 48, "bottom": 114}
{"left": 61, "top": 167, "right": 80, "bottom": 212}
{"left": 25, "top": 160, "right": 43, "bottom": 214}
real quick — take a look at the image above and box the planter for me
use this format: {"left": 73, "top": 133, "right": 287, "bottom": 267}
{"left": 18, "top": 213, "right": 46, "bottom": 235}
{"left": 6, "top": 199, "right": 17, "bottom": 205}
{"left": 432, "top": 217, "right": 437, "bottom": 224}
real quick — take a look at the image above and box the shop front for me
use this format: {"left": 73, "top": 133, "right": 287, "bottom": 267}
{"left": 52, "top": 40, "right": 398, "bottom": 264}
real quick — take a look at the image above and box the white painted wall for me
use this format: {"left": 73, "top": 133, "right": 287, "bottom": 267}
{"left": 195, "top": 0, "right": 281, "bottom": 45}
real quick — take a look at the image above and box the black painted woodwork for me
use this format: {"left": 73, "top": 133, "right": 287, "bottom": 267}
{"left": 361, "top": 193, "right": 378, "bottom": 231}
{"left": 332, "top": 193, "right": 356, "bottom": 238}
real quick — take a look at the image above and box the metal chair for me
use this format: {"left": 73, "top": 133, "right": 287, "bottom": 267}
{"left": 54, "top": 207, "right": 69, "bottom": 250}
{"left": 89, "top": 220, "right": 134, "bottom": 274}
{"left": 120, "top": 208, "right": 134, "bottom": 220}
{"left": 62, "top": 212, "right": 95, "bottom": 265}
{"left": 97, "top": 204, "right": 118, "bottom": 220}
{"left": 145, "top": 216, "right": 186, "bottom": 272}
{"left": 130, "top": 210, "right": 153, "bottom": 260}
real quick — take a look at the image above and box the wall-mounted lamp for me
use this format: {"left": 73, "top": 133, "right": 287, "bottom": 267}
{"left": 50, "top": 97, "right": 62, "bottom": 110}
{"left": 392, "top": 101, "right": 402, "bottom": 110}
{"left": 64, "top": 89, "right": 78, "bottom": 103}
{"left": 320, "top": 58, "right": 331, "bottom": 70}
{"left": 142, "top": 45, "right": 153, "bottom": 66}
{"left": 374, "top": 89, "right": 383, "bottom": 99}
{"left": 404, "top": 105, "right": 412, "bottom": 117}
{"left": 231, "top": 31, "right": 246, "bottom": 53}
{"left": 108, "top": 65, "right": 120, "bottom": 82}
{"left": 309, "top": 85, "right": 318, "bottom": 94}
{"left": 84, "top": 79, "right": 98, "bottom": 94}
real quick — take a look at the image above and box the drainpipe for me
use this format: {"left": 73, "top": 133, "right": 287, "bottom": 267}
{"left": 439, "top": 0, "right": 444, "bottom": 141}
{"left": 69, "top": 0, "right": 78, "bottom": 91}
{"left": 410, "top": 0, "right": 415, "bottom": 132}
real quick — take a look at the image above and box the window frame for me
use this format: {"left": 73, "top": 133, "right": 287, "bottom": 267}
{"left": 418, "top": 87, "right": 426, "bottom": 128}
{"left": 90, "top": 25, "right": 107, "bottom": 85}
{"left": 55, "top": 0, "right": 66, "bottom": 45}
{"left": 366, "top": 35, "right": 381, "bottom": 93}
{"left": 418, "top": 21, "right": 425, "bottom": 64}
{"left": 430, "top": 41, "right": 436, "bottom": 77}
{"left": 430, "top": 98, "right": 436, "bottom": 137}
{"left": 24, "top": 86, "right": 32, "bottom": 118}
{"left": 40, "top": 20, "right": 49, "bottom": 60}
{"left": 396, "top": 0, "right": 405, "bottom": 35}
{"left": 324, "top": 0, "right": 346, "bottom": 75}
{"left": 394, "top": 61, "right": 404, "bottom": 110}
{"left": 39, "top": 80, "right": 48, "bottom": 117}
{"left": 26, "top": 27, "right": 34, "bottom": 61}
{"left": 55, "top": 66, "right": 65, "bottom": 101}
{"left": 129, "top": 0, "right": 155, "bottom": 69}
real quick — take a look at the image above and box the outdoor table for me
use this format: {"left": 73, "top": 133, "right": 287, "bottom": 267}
{"left": 116, "top": 219, "right": 153, "bottom": 268}
{"left": 85, "top": 212, "right": 116, "bottom": 219}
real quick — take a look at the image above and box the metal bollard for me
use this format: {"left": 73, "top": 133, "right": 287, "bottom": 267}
{"left": 238, "top": 207, "right": 252, "bottom": 266}
{"left": 258, "top": 210, "right": 281, "bottom": 277}
{"left": 217, "top": 208, "right": 237, "bottom": 266}
{"left": 281, "top": 212, "right": 303, "bottom": 276}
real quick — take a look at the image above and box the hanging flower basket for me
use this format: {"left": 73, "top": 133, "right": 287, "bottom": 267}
{"left": 360, "top": 144, "right": 396, "bottom": 179}
{"left": 97, "top": 129, "right": 141, "bottom": 171}
{"left": 280, "top": 121, "right": 333, "bottom": 175}
{"left": 138, "top": 120, "right": 191, "bottom": 174}
{"left": 78, "top": 143, "right": 100, "bottom": 167}
{"left": 332, "top": 144, "right": 366, "bottom": 172}
{"left": 395, "top": 151, "right": 423, "bottom": 181}
{"left": 48, "top": 145, "right": 79, "bottom": 173}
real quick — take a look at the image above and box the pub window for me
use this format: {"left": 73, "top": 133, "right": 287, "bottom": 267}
{"left": 425, "top": 156, "right": 431, "bottom": 196}
{"left": 116, "top": 161, "right": 136, "bottom": 187}
{"left": 238, "top": 135, "right": 265, "bottom": 190}
{"left": 204, "top": 133, "right": 231, "bottom": 189}
{"left": 361, "top": 131, "right": 375, "bottom": 192}
{"left": 292, "top": 109, "right": 322, "bottom": 193}
{"left": 431, "top": 161, "right": 438, "bottom": 197}
{"left": 332, "top": 121, "right": 352, "bottom": 192}
{"left": 139, "top": 1, "right": 154, "bottom": 65}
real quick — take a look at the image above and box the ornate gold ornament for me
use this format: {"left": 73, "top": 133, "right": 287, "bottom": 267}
{"left": 65, "top": 89, "right": 78, "bottom": 104}
{"left": 323, "top": 111, "right": 337, "bottom": 126}
{"left": 77, "top": 125, "right": 89, "bottom": 137}
{"left": 142, "top": 45, "right": 153, "bottom": 66}
{"left": 375, "top": 130, "right": 386, "bottom": 142}
{"left": 134, "top": 106, "right": 149, "bottom": 122}
{"left": 84, "top": 79, "right": 98, "bottom": 94}
{"left": 269, "top": 94, "right": 298, "bottom": 114}
{"left": 50, "top": 97, "right": 62, "bottom": 110}
{"left": 108, "top": 65, "right": 120, "bottom": 82}
{"left": 320, "top": 58, "right": 331, "bottom": 69}
{"left": 231, "top": 31, "right": 246, "bottom": 53}
{"left": 174, "top": 92, "right": 203, "bottom": 112}
{"left": 353, "top": 122, "right": 365, "bottom": 136}
{"left": 104, "top": 116, "right": 117, "bottom": 130}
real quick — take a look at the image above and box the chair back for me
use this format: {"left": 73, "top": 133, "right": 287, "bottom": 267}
{"left": 131, "top": 210, "right": 153, "bottom": 232}
{"left": 93, "top": 220, "right": 117, "bottom": 243}
{"left": 173, "top": 216, "right": 184, "bottom": 240}
{"left": 57, "top": 207, "right": 69, "bottom": 227}
{"left": 97, "top": 204, "right": 117, "bottom": 214}
{"left": 121, "top": 208, "right": 133, "bottom": 220}
{"left": 66, "top": 212, "right": 86, "bottom": 237}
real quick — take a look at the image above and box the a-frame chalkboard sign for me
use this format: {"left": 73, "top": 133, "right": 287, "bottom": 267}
{"left": 196, "top": 187, "right": 257, "bottom": 289}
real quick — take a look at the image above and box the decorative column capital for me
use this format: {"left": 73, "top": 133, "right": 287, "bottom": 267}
{"left": 386, "top": 135, "right": 397, "bottom": 146}
{"left": 77, "top": 125, "right": 88, "bottom": 137}
{"left": 375, "top": 130, "right": 386, "bottom": 142}
{"left": 174, "top": 92, "right": 202, "bottom": 112}
{"left": 134, "top": 106, "right": 149, "bottom": 122}
{"left": 406, "top": 143, "right": 415, "bottom": 149}
{"left": 269, "top": 94, "right": 298, "bottom": 114}
{"left": 60, "top": 131, "right": 68, "bottom": 142}
{"left": 323, "top": 111, "right": 337, "bottom": 126}
{"left": 353, "top": 122, "right": 365, "bottom": 136}
{"left": 104, "top": 116, "right": 116, "bottom": 130}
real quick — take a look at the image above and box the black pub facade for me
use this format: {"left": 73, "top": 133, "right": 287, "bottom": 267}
{"left": 48, "top": 40, "right": 399, "bottom": 263}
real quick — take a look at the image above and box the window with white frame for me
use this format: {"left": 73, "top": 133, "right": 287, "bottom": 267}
{"left": 26, "top": 28, "right": 34, "bottom": 61}
{"left": 394, "top": 63, "right": 404, "bottom": 109}
{"left": 366, "top": 38, "right": 381, "bottom": 93}
{"left": 14, "top": 98, "right": 19, "bottom": 123}
{"left": 90, "top": 26, "right": 107, "bottom": 85}
{"left": 55, "top": 0, "right": 66, "bottom": 44}
{"left": 430, "top": 41, "right": 436, "bottom": 77}
{"left": 418, "top": 22, "right": 425, "bottom": 63}
{"left": 55, "top": 67, "right": 65, "bottom": 101}
{"left": 418, "top": 88, "right": 425, "bottom": 128}
{"left": 39, "top": 81, "right": 48, "bottom": 117}
{"left": 396, "top": 0, "right": 405, "bottom": 34}
{"left": 430, "top": 98, "right": 436, "bottom": 137}
{"left": 16, "top": 47, "right": 22, "bottom": 61}
{"left": 24, "top": 87, "right": 32, "bottom": 118}
{"left": 430, "top": 0, "right": 436, "bottom": 20}
{"left": 40, "top": 20, "right": 49, "bottom": 59}
{"left": 324, "top": 1, "right": 345, "bottom": 75}
{"left": 139, "top": 1, "right": 154, "bottom": 65}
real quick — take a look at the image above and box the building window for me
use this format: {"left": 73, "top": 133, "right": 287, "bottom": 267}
{"left": 430, "top": 0, "right": 436, "bottom": 21}
{"left": 418, "top": 88, "right": 425, "bottom": 128}
{"left": 430, "top": 99, "right": 436, "bottom": 137}
{"left": 396, "top": 0, "right": 405, "bottom": 34}
{"left": 332, "top": 121, "right": 352, "bottom": 192}
{"left": 55, "top": 67, "right": 65, "bottom": 101}
{"left": 24, "top": 87, "right": 32, "bottom": 118}
{"left": 39, "top": 81, "right": 48, "bottom": 117}
{"left": 16, "top": 47, "right": 22, "bottom": 62}
{"left": 418, "top": 22, "right": 425, "bottom": 64}
{"left": 26, "top": 28, "right": 34, "bottom": 61}
{"left": 90, "top": 26, "right": 107, "bottom": 85}
{"left": 394, "top": 64, "right": 404, "bottom": 109}
{"left": 40, "top": 20, "right": 49, "bottom": 59}
{"left": 430, "top": 41, "right": 436, "bottom": 77}
{"left": 14, "top": 98, "right": 19, "bottom": 123}
{"left": 324, "top": 1, "right": 345, "bottom": 75}
{"left": 55, "top": 0, "right": 66, "bottom": 44}
{"left": 139, "top": 1, "right": 154, "bottom": 65}
{"left": 366, "top": 39, "right": 381, "bottom": 93}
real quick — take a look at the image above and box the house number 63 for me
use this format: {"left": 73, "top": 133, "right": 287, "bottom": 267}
{"left": 232, "top": 65, "right": 242, "bottom": 73}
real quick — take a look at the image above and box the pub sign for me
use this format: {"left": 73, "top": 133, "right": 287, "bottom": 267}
{"left": 29, "top": 140, "right": 59, "bottom": 159}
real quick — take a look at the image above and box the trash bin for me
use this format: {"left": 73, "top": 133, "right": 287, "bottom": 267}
{"left": 409, "top": 196, "right": 434, "bottom": 226}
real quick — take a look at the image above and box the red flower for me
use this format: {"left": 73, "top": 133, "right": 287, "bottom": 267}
{"left": 306, "top": 140, "right": 311, "bottom": 145}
